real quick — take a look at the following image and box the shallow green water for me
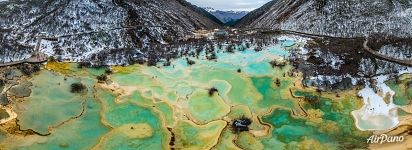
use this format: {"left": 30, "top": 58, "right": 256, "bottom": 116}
{"left": 387, "top": 79, "right": 412, "bottom": 106}
{"left": 252, "top": 77, "right": 294, "bottom": 109}
{"left": 17, "top": 97, "right": 110, "bottom": 150}
{"left": 1, "top": 39, "right": 376, "bottom": 149}
{"left": 8, "top": 70, "right": 109, "bottom": 150}
{"left": 15, "top": 71, "right": 87, "bottom": 135}
{"left": 95, "top": 89, "right": 169, "bottom": 150}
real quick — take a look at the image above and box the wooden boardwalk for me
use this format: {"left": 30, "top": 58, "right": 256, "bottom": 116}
{"left": 0, "top": 53, "right": 48, "bottom": 67}
{"left": 363, "top": 40, "right": 412, "bottom": 67}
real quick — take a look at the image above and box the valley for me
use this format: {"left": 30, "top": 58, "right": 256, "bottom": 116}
{"left": 0, "top": 0, "right": 411, "bottom": 150}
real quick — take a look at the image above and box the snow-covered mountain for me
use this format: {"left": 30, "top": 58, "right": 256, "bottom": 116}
{"left": 0, "top": 0, "right": 221, "bottom": 64}
{"left": 235, "top": 0, "right": 278, "bottom": 28}
{"left": 203, "top": 7, "right": 217, "bottom": 12}
{"left": 237, "top": 0, "right": 412, "bottom": 38}
{"left": 203, "top": 7, "right": 248, "bottom": 26}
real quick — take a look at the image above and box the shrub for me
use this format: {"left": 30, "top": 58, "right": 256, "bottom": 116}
{"left": 186, "top": 58, "right": 196, "bottom": 65}
{"left": 208, "top": 87, "right": 219, "bottom": 96}
{"left": 78, "top": 62, "right": 92, "bottom": 68}
{"left": 231, "top": 116, "right": 252, "bottom": 133}
{"left": 96, "top": 74, "right": 108, "bottom": 83}
{"left": 70, "top": 82, "right": 87, "bottom": 93}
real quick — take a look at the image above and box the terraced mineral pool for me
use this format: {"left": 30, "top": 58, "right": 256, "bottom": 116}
{"left": 386, "top": 74, "right": 412, "bottom": 106}
{"left": 1, "top": 39, "right": 380, "bottom": 149}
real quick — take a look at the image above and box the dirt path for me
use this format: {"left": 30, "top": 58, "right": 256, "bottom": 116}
{"left": 261, "top": 29, "right": 412, "bottom": 67}
{"left": 363, "top": 39, "right": 412, "bottom": 67}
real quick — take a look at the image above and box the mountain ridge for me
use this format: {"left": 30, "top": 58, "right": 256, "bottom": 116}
{"left": 0, "top": 0, "right": 222, "bottom": 64}
{"left": 236, "top": 0, "right": 412, "bottom": 38}
{"left": 235, "top": 0, "right": 278, "bottom": 28}
{"left": 203, "top": 7, "right": 248, "bottom": 26}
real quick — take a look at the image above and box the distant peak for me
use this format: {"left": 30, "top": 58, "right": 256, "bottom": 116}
{"left": 203, "top": 7, "right": 216, "bottom": 12}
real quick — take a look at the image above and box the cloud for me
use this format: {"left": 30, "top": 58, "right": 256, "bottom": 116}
{"left": 187, "top": 0, "right": 271, "bottom": 11}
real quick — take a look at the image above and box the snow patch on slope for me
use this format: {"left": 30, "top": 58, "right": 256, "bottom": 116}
{"left": 352, "top": 75, "right": 403, "bottom": 131}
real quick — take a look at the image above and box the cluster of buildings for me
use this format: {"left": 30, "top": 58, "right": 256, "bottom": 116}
{"left": 191, "top": 28, "right": 239, "bottom": 39}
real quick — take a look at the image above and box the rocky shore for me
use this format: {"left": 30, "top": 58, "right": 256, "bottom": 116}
{"left": 0, "top": 63, "right": 41, "bottom": 124}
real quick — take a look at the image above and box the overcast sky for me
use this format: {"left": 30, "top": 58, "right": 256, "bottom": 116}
{"left": 187, "top": 0, "right": 271, "bottom": 11}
